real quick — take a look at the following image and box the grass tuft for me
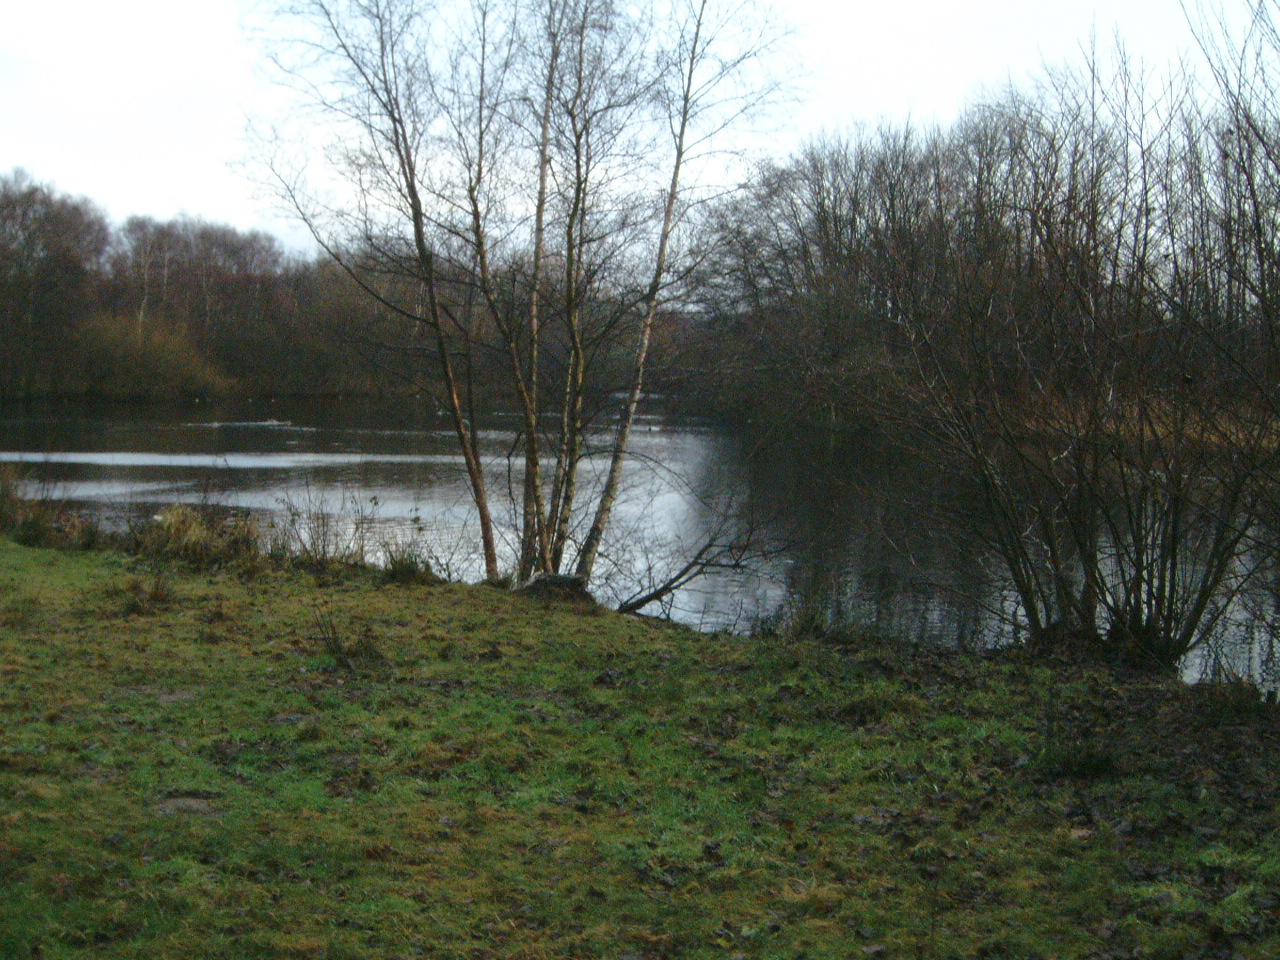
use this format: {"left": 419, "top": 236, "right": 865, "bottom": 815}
{"left": 0, "top": 465, "right": 103, "bottom": 550}
{"left": 1192, "top": 674, "right": 1278, "bottom": 722}
{"left": 376, "top": 534, "right": 437, "bottom": 585}
{"left": 134, "top": 504, "right": 262, "bottom": 571}
{"left": 1034, "top": 739, "right": 1120, "bottom": 781}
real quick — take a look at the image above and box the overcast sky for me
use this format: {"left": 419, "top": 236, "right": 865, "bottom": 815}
{"left": 0, "top": 0, "right": 1223, "bottom": 252}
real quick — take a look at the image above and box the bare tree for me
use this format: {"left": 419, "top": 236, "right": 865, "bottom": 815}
{"left": 1187, "top": 1, "right": 1280, "bottom": 410}
{"left": 264, "top": 0, "right": 779, "bottom": 605}
{"left": 267, "top": 0, "right": 508, "bottom": 577}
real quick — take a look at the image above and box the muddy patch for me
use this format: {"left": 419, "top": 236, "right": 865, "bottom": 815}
{"left": 115, "top": 686, "right": 196, "bottom": 704}
{"left": 153, "top": 790, "right": 222, "bottom": 817}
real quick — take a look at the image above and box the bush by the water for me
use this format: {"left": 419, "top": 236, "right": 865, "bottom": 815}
{"left": 133, "top": 503, "right": 262, "bottom": 570}
{"left": 0, "top": 466, "right": 101, "bottom": 550}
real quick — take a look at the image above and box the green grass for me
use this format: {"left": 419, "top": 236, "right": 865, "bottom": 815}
{"left": 1, "top": 538, "right": 1279, "bottom": 959}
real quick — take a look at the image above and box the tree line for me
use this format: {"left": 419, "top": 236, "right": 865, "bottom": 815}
{"left": 0, "top": 168, "right": 412, "bottom": 400}
{"left": 0, "top": 160, "right": 691, "bottom": 409}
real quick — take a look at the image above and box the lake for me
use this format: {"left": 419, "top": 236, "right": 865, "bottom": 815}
{"left": 2, "top": 398, "right": 1277, "bottom": 687}
{"left": 0, "top": 398, "right": 790, "bottom": 629}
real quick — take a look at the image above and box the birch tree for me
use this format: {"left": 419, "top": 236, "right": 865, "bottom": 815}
{"left": 266, "top": 0, "right": 777, "bottom": 595}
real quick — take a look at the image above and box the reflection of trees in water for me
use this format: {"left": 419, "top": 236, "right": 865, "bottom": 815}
{"left": 739, "top": 431, "right": 1280, "bottom": 690}
{"left": 1183, "top": 553, "right": 1280, "bottom": 690}
{"left": 590, "top": 424, "right": 786, "bottom": 625}
{"left": 742, "top": 432, "right": 994, "bottom": 645}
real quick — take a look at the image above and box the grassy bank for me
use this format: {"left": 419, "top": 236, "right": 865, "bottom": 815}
{"left": 1, "top": 539, "right": 1278, "bottom": 959}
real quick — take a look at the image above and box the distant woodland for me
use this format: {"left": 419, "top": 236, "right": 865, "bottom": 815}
{"left": 0, "top": 169, "right": 407, "bottom": 401}
{"left": 0, "top": 167, "right": 691, "bottom": 406}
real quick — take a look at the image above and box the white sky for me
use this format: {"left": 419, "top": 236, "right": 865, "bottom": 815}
{"left": 0, "top": 0, "right": 1224, "bottom": 253}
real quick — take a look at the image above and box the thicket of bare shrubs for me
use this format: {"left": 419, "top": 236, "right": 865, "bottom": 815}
{"left": 698, "top": 28, "right": 1280, "bottom": 670}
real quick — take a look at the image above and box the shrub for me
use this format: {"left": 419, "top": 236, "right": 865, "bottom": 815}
{"left": 0, "top": 466, "right": 102, "bottom": 550}
{"left": 136, "top": 505, "right": 262, "bottom": 570}
{"left": 0, "top": 465, "right": 21, "bottom": 532}
{"left": 73, "top": 314, "right": 230, "bottom": 399}
{"left": 377, "top": 534, "right": 436, "bottom": 585}
{"left": 270, "top": 486, "right": 378, "bottom": 570}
